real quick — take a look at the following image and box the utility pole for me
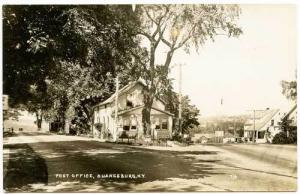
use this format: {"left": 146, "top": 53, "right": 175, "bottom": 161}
{"left": 247, "top": 109, "right": 264, "bottom": 143}
{"left": 178, "top": 63, "right": 182, "bottom": 136}
{"left": 114, "top": 75, "right": 119, "bottom": 141}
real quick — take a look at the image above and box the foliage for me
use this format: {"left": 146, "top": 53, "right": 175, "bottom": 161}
{"left": 272, "top": 130, "right": 297, "bottom": 144}
{"left": 279, "top": 80, "right": 297, "bottom": 144}
{"left": 94, "top": 123, "right": 102, "bottom": 131}
{"left": 3, "top": 5, "right": 140, "bottom": 131}
{"left": 3, "top": 5, "right": 242, "bottom": 135}
{"left": 281, "top": 80, "right": 297, "bottom": 101}
{"left": 3, "top": 109, "right": 22, "bottom": 121}
{"left": 163, "top": 87, "right": 200, "bottom": 134}
{"left": 131, "top": 5, "right": 242, "bottom": 134}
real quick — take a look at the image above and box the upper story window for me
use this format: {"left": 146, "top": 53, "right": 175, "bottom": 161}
{"left": 271, "top": 119, "right": 274, "bottom": 126}
{"left": 126, "top": 100, "right": 133, "bottom": 108}
{"left": 126, "top": 93, "right": 134, "bottom": 108}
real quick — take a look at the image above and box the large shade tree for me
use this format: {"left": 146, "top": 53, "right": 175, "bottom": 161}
{"left": 132, "top": 5, "right": 242, "bottom": 135}
{"left": 3, "top": 5, "right": 140, "bottom": 130}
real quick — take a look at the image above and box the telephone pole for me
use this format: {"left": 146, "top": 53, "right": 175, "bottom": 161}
{"left": 247, "top": 109, "right": 264, "bottom": 143}
{"left": 178, "top": 63, "right": 182, "bottom": 135}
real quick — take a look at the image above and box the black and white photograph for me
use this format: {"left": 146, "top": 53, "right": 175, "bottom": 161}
{"left": 2, "top": 2, "right": 298, "bottom": 192}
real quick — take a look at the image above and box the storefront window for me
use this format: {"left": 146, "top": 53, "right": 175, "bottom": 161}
{"left": 130, "top": 115, "right": 137, "bottom": 130}
{"left": 154, "top": 118, "right": 160, "bottom": 130}
{"left": 162, "top": 119, "right": 168, "bottom": 130}
{"left": 258, "top": 131, "right": 265, "bottom": 139}
{"left": 123, "top": 118, "right": 130, "bottom": 131}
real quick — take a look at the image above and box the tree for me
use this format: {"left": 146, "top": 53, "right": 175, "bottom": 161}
{"left": 3, "top": 5, "right": 140, "bottom": 131}
{"left": 43, "top": 5, "right": 140, "bottom": 132}
{"left": 281, "top": 80, "right": 297, "bottom": 101}
{"left": 279, "top": 80, "right": 297, "bottom": 141}
{"left": 132, "top": 5, "right": 242, "bottom": 135}
{"left": 163, "top": 86, "right": 200, "bottom": 135}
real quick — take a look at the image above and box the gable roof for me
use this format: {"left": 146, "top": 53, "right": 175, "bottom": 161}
{"left": 94, "top": 79, "right": 166, "bottom": 108}
{"left": 244, "top": 109, "right": 280, "bottom": 131}
{"left": 282, "top": 104, "right": 297, "bottom": 120}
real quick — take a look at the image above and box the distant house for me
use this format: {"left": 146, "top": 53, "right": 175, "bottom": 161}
{"left": 244, "top": 108, "right": 281, "bottom": 143}
{"left": 223, "top": 132, "right": 236, "bottom": 143}
{"left": 191, "top": 133, "right": 214, "bottom": 143}
{"left": 92, "top": 80, "right": 173, "bottom": 140}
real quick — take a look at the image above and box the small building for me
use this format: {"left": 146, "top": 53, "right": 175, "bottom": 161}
{"left": 191, "top": 133, "right": 215, "bottom": 143}
{"left": 92, "top": 80, "right": 173, "bottom": 140}
{"left": 244, "top": 108, "right": 281, "bottom": 143}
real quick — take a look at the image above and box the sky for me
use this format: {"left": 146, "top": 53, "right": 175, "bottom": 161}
{"left": 157, "top": 4, "right": 297, "bottom": 116}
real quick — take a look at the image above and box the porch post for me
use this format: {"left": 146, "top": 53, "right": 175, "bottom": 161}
{"left": 168, "top": 116, "right": 173, "bottom": 136}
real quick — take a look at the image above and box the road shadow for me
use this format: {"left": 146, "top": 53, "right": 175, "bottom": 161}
{"left": 3, "top": 131, "right": 17, "bottom": 138}
{"left": 3, "top": 140, "right": 225, "bottom": 192}
{"left": 3, "top": 144, "right": 48, "bottom": 191}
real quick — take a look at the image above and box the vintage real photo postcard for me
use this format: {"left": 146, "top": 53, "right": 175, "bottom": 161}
{"left": 2, "top": 3, "right": 298, "bottom": 192}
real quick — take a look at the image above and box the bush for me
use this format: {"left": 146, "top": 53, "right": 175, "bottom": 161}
{"left": 272, "top": 131, "right": 297, "bottom": 144}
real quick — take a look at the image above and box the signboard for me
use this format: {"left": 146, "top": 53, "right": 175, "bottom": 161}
{"left": 3, "top": 95, "right": 9, "bottom": 110}
{"left": 215, "top": 130, "right": 224, "bottom": 137}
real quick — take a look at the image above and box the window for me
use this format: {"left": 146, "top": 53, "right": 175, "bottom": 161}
{"left": 123, "top": 119, "right": 130, "bottom": 131}
{"left": 271, "top": 119, "right": 274, "bottom": 126}
{"left": 126, "top": 94, "right": 134, "bottom": 108}
{"left": 154, "top": 118, "right": 160, "bottom": 130}
{"left": 123, "top": 126, "right": 130, "bottom": 131}
{"left": 162, "top": 119, "right": 168, "bottom": 130}
{"left": 130, "top": 115, "right": 137, "bottom": 130}
{"left": 126, "top": 100, "right": 133, "bottom": 108}
{"left": 258, "top": 131, "right": 265, "bottom": 139}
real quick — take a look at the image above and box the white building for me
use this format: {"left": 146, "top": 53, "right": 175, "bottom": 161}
{"left": 244, "top": 108, "right": 282, "bottom": 143}
{"left": 92, "top": 80, "right": 173, "bottom": 140}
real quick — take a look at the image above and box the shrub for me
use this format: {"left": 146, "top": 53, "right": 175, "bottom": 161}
{"left": 272, "top": 130, "right": 297, "bottom": 144}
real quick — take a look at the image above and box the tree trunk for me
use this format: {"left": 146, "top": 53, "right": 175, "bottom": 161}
{"left": 142, "top": 105, "right": 152, "bottom": 135}
{"left": 142, "top": 88, "right": 155, "bottom": 137}
{"left": 61, "top": 112, "right": 66, "bottom": 133}
{"left": 36, "top": 111, "right": 42, "bottom": 131}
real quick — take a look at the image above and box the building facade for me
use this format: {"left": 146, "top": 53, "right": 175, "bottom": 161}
{"left": 244, "top": 109, "right": 282, "bottom": 143}
{"left": 92, "top": 81, "right": 173, "bottom": 140}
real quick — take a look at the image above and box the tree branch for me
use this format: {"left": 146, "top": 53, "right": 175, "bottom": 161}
{"left": 138, "top": 30, "right": 153, "bottom": 42}
{"left": 130, "top": 50, "right": 147, "bottom": 68}
{"left": 173, "top": 25, "right": 196, "bottom": 51}
{"left": 144, "top": 7, "right": 158, "bottom": 25}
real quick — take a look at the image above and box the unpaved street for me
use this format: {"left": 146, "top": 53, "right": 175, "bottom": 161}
{"left": 3, "top": 132, "right": 297, "bottom": 192}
